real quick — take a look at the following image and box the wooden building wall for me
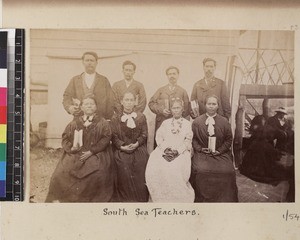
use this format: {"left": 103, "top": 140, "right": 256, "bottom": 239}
{"left": 30, "top": 29, "right": 240, "bottom": 148}
{"left": 30, "top": 29, "right": 294, "bottom": 149}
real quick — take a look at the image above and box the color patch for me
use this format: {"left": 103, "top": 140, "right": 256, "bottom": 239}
{"left": 0, "top": 87, "right": 6, "bottom": 95}
{"left": 0, "top": 87, "right": 6, "bottom": 106}
{"left": 0, "top": 144, "right": 6, "bottom": 162}
{"left": 0, "top": 31, "right": 8, "bottom": 199}
{"left": 0, "top": 106, "right": 7, "bottom": 123}
{"left": 0, "top": 32, "right": 7, "bottom": 69}
{"left": 0, "top": 180, "right": 5, "bottom": 196}
{"left": 0, "top": 69, "right": 7, "bottom": 87}
{"left": 0, "top": 161, "right": 5, "bottom": 179}
{"left": 0, "top": 124, "right": 7, "bottom": 143}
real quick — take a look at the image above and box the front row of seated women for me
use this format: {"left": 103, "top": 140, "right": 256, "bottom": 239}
{"left": 46, "top": 92, "right": 238, "bottom": 203}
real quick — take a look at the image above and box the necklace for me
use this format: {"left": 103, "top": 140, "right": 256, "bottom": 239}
{"left": 171, "top": 117, "right": 183, "bottom": 134}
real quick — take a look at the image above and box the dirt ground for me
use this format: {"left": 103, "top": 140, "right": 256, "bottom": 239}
{"left": 30, "top": 146, "right": 293, "bottom": 203}
{"left": 30, "top": 147, "right": 62, "bottom": 203}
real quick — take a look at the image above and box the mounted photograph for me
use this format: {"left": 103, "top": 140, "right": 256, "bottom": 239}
{"left": 29, "top": 29, "right": 294, "bottom": 203}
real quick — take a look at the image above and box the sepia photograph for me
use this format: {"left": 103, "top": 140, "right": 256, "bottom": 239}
{"left": 29, "top": 29, "right": 294, "bottom": 203}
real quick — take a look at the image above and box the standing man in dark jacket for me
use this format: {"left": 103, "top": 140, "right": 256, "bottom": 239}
{"left": 190, "top": 58, "right": 231, "bottom": 119}
{"left": 112, "top": 60, "right": 147, "bottom": 114}
{"left": 148, "top": 66, "right": 190, "bottom": 147}
{"left": 63, "top": 51, "right": 114, "bottom": 120}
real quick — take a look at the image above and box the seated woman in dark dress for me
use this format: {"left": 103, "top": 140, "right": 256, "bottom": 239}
{"left": 111, "top": 91, "right": 149, "bottom": 202}
{"left": 46, "top": 95, "right": 115, "bottom": 202}
{"left": 191, "top": 95, "right": 238, "bottom": 202}
{"left": 240, "top": 115, "right": 288, "bottom": 184}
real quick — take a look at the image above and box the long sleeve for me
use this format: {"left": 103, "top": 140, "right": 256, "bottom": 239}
{"left": 135, "top": 84, "right": 147, "bottom": 113}
{"left": 136, "top": 114, "right": 148, "bottom": 146}
{"left": 112, "top": 84, "right": 123, "bottom": 114}
{"left": 190, "top": 82, "right": 206, "bottom": 116}
{"left": 221, "top": 82, "right": 231, "bottom": 119}
{"left": 104, "top": 78, "right": 114, "bottom": 120}
{"left": 217, "top": 120, "right": 233, "bottom": 154}
{"left": 111, "top": 116, "right": 125, "bottom": 150}
{"left": 182, "top": 89, "right": 190, "bottom": 118}
{"left": 148, "top": 89, "right": 164, "bottom": 115}
{"left": 267, "top": 116, "right": 286, "bottom": 131}
{"left": 192, "top": 121, "right": 203, "bottom": 153}
{"left": 62, "top": 78, "right": 76, "bottom": 114}
{"left": 190, "top": 83, "right": 197, "bottom": 102}
{"left": 89, "top": 120, "right": 112, "bottom": 154}
{"left": 61, "top": 122, "right": 75, "bottom": 153}
{"left": 155, "top": 121, "right": 169, "bottom": 150}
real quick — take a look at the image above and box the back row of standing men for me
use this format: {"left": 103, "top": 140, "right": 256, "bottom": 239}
{"left": 62, "top": 51, "right": 231, "bottom": 129}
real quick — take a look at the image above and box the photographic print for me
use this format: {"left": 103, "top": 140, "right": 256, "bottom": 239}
{"left": 29, "top": 29, "right": 294, "bottom": 203}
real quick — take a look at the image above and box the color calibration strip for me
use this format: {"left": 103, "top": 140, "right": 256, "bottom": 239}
{"left": 0, "top": 31, "right": 8, "bottom": 198}
{"left": 11, "top": 29, "right": 25, "bottom": 201}
{"left": 0, "top": 29, "right": 25, "bottom": 201}
{"left": 1, "top": 29, "right": 15, "bottom": 200}
{"left": 4, "top": 29, "right": 17, "bottom": 201}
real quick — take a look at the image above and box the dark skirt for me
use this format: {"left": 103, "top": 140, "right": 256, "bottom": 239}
{"left": 45, "top": 147, "right": 115, "bottom": 203}
{"left": 240, "top": 139, "right": 288, "bottom": 184}
{"left": 114, "top": 145, "right": 149, "bottom": 202}
{"left": 191, "top": 151, "right": 238, "bottom": 202}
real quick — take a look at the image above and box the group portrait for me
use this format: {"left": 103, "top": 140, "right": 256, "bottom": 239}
{"left": 29, "top": 29, "right": 294, "bottom": 203}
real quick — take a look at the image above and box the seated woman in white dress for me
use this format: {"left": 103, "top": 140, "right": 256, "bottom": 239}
{"left": 145, "top": 98, "right": 195, "bottom": 202}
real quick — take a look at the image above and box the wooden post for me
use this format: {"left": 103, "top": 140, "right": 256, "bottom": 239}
{"left": 225, "top": 55, "right": 236, "bottom": 99}
{"left": 255, "top": 30, "right": 261, "bottom": 84}
{"left": 233, "top": 95, "right": 246, "bottom": 169}
{"left": 262, "top": 97, "right": 269, "bottom": 118}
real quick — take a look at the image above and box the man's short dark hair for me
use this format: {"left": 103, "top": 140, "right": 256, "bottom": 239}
{"left": 203, "top": 58, "right": 216, "bottom": 66}
{"left": 166, "top": 66, "right": 179, "bottom": 75}
{"left": 82, "top": 52, "right": 99, "bottom": 61}
{"left": 122, "top": 60, "right": 136, "bottom": 70}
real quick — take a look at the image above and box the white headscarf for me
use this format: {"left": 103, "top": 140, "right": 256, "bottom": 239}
{"left": 205, "top": 113, "right": 216, "bottom": 136}
{"left": 121, "top": 112, "right": 137, "bottom": 129}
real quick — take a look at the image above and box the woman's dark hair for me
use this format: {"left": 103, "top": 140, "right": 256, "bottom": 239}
{"left": 170, "top": 97, "right": 184, "bottom": 108}
{"left": 204, "top": 94, "right": 220, "bottom": 106}
{"left": 81, "top": 93, "right": 97, "bottom": 106}
{"left": 121, "top": 90, "right": 136, "bottom": 101}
